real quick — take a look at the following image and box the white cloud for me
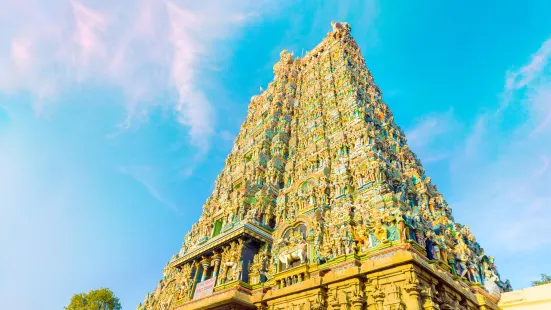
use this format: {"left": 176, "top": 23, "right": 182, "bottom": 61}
{"left": 505, "top": 36, "right": 551, "bottom": 92}
{"left": 406, "top": 109, "right": 456, "bottom": 149}
{"left": 447, "top": 34, "right": 551, "bottom": 254}
{"left": 0, "top": 0, "right": 268, "bottom": 150}
{"left": 118, "top": 165, "right": 182, "bottom": 213}
{"left": 399, "top": 32, "right": 551, "bottom": 265}
{"left": 71, "top": 0, "right": 108, "bottom": 67}
{"left": 10, "top": 38, "right": 32, "bottom": 72}
{"left": 529, "top": 80, "right": 551, "bottom": 135}
{"left": 401, "top": 36, "right": 551, "bottom": 288}
{"left": 166, "top": 1, "right": 213, "bottom": 150}
{"left": 218, "top": 129, "right": 236, "bottom": 142}
{"left": 405, "top": 109, "right": 459, "bottom": 163}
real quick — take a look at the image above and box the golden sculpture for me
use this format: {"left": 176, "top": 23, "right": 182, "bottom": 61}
{"left": 138, "top": 22, "right": 510, "bottom": 310}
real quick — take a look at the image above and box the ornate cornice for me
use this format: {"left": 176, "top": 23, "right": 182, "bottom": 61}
{"left": 171, "top": 221, "right": 273, "bottom": 267}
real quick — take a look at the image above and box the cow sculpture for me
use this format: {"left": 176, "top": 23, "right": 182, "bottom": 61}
{"left": 278, "top": 241, "right": 307, "bottom": 270}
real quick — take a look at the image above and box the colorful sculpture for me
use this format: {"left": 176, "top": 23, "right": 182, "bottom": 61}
{"left": 138, "top": 22, "right": 510, "bottom": 310}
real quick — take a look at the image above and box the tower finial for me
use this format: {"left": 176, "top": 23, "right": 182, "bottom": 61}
{"left": 331, "top": 21, "right": 351, "bottom": 35}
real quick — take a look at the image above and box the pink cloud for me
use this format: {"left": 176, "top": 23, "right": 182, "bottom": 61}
{"left": 71, "top": 1, "right": 108, "bottom": 66}
{"left": 10, "top": 38, "right": 32, "bottom": 72}
{"left": 0, "top": 0, "right": 272, "bottom": 150}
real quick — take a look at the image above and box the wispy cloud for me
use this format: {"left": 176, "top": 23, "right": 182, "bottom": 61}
{"left": 401, "top": 33, "right": 551, "bottom": 257}
{"left": 528, "top": 81, "right": 551, "bottom": 136}
{"left": 0, "top": 0, "right": 268, "bottom": 151}
{"left": 407, "top": 109, "right": 456, "bottom": 149}
{"left": 446, "top": 34, "right": 551, "bottom": 253}
{"left": 71, "top": 0, "right": 108, "bottom": 67}
{"left": 406, "top": 109, "right": 459, "bottom": 163}
{"left": 505, "top": 36, "right": 551, "bottom": 92}
{"left": 118, "top": 165, "right": 182, "bottom": 213}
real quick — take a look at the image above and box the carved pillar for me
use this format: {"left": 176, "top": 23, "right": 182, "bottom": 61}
{"left": 383, "top": 283, "right": 405, "bottom": 310}
{"left": 339, "top": 289, "right": 349, "bottom": 310}
{"left": 403, "top": 266, "right": 422, "bottom": 310}
{"left": 329, "top": 299, "right": 340, "bottom": 310}
{"left": 190, "top": 260, "right": 202, "bottom": 295}
{"left": 351, "top": 283, "right": 366, "bottom": 310}
{"left": 421, "top": 281, "right": 440, "bottom": 310}
{"left": 366, "top": 277, "right": 386, "bottom": 310}
{"left": 212, "top": 252, "right": 222, "bottom": 277}
{"left": 200, "top": 256, "right": 211, "bottom": 282}
{"left": 373, "top": 293, "right": 385, "bottom": 310}
{"left": 329, "top": 287, "right": 341, "bottom": 310}
{"left": 351, "top": 299, "right": 364, "bottom": 310}
{"left": 310, "top": 291, "right": 327, "bottom": 310}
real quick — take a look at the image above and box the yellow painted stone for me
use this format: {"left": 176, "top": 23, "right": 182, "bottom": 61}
{"left": 499, "top": 283, "right": 551, "bottom": 310}
{"left": 137, "top": 21, "right": 509, "bottom": 310}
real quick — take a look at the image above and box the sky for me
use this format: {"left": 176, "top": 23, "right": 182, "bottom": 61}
{"left": 1, "top": 0, "right": 551, "bottom": 309}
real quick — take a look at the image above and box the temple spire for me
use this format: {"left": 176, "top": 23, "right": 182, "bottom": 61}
{"left": 139, "top": 22, "right": 510, "bottom": 310}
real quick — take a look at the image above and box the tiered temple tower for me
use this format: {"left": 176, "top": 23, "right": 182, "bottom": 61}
{"left": 138, "top": 22, "right": 511, "bottom": 310}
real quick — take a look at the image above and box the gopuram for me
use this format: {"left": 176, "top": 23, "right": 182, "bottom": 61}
{"left": 138, "top": 22, "right": 512, "bottom": 310}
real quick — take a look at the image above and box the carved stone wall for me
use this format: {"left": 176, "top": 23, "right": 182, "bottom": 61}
{"left": 137, "top": 22, "right": 509, "bottom": 310}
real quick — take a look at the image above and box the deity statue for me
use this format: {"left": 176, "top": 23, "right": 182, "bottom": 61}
{"left": 140, "top": 22, "right": 511, "bottom": 310}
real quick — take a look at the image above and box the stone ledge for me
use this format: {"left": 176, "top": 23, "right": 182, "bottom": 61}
{"left": 174, "top": 284, "right": 254, "bottom": 310}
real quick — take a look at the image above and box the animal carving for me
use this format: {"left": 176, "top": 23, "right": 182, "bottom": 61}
{"left": 278, "top": 241, "right": 307, "bottom": 269}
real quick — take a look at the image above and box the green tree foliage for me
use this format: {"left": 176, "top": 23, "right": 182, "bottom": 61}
{"left": 65, "top": 288, "right": 122, "bottom": 310}
{"left": 531, "top": 274, "right": 551, "bottom": 286}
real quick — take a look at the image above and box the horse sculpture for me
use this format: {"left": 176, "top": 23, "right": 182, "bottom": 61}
{"left": 278, "top": 241, "right": 307, "bottom": 270}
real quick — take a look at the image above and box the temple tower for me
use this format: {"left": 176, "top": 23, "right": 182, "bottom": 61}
{"left": 138, "top": 22, "right": 511, "bottom": 310}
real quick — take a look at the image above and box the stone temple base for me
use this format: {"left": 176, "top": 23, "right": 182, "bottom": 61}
{"left": 174, "top": 245, "right": 499, "bottom": 310}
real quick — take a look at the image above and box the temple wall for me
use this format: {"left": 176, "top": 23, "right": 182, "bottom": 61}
{"left": 137, "top": 22, "right": 510, "bottom": 310}
{"left": 499, "top": 283, "right": 551, "bottom": 310}
{"left": 250, "top": 248, "right": 499, "bottom": 310}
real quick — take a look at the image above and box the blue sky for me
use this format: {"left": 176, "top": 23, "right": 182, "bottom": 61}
{"left": 1, "top": 1, "right": 551, "bottom": 309}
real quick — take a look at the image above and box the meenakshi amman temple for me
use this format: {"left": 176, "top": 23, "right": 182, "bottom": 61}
{"left": 138, "top": 22, "right": 512, "bottom": 310}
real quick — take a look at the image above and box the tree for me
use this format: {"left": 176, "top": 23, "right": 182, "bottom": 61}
{"left": 65, "top": 288, "right": 122, "bottom": 310}
{"left": 531, "top": 274, "right": 551, "bottom": 286}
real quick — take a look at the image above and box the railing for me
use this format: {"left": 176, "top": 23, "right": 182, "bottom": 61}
{"left": 276, "top": 271, "right": 307, "bottom": 289}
